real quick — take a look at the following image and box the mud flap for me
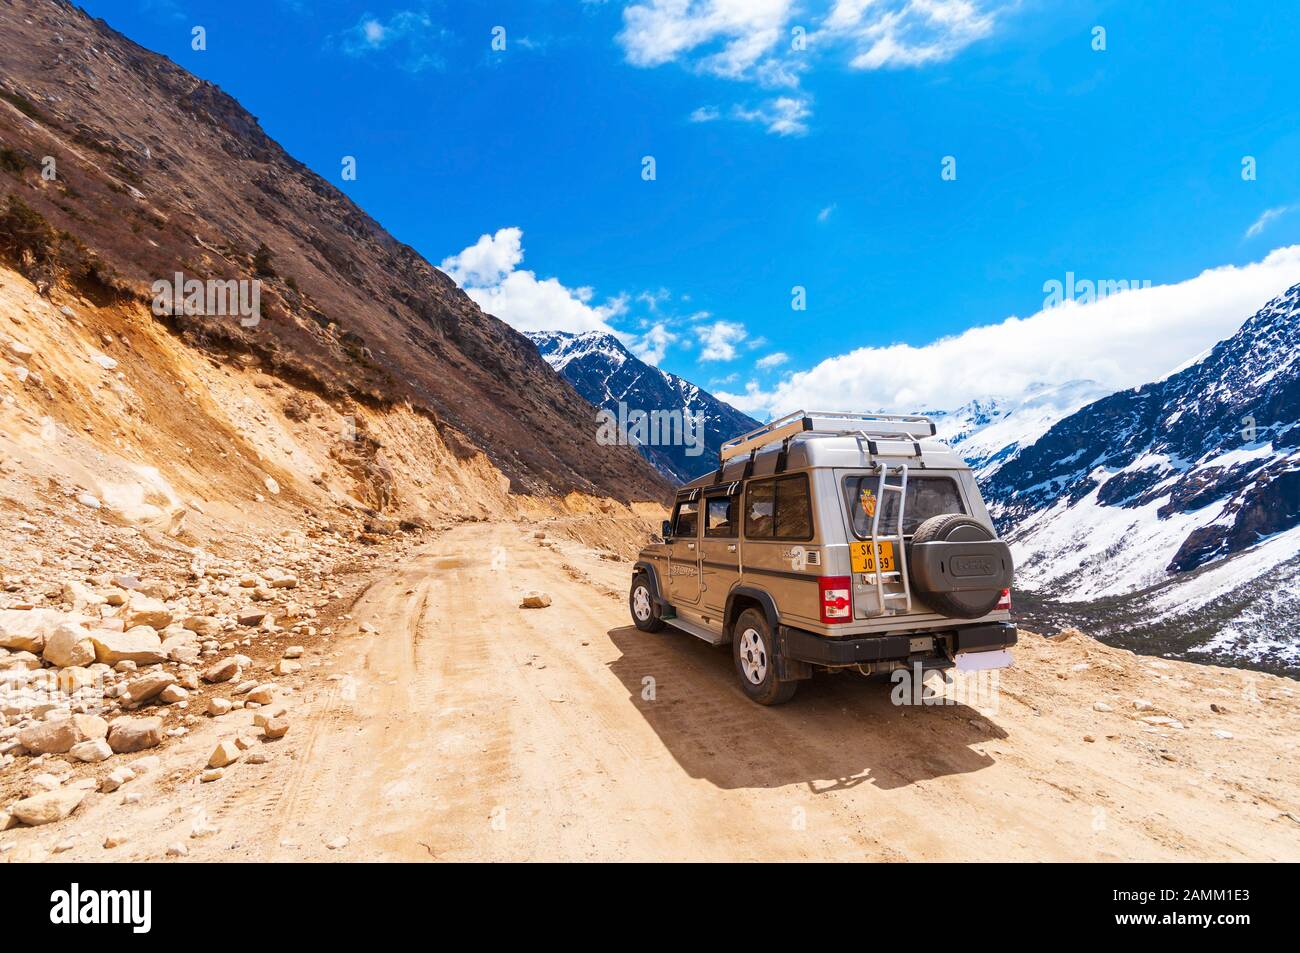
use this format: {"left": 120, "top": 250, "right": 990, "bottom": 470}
{"left": 774, "top": 628, "right": 814, "bottom": 680}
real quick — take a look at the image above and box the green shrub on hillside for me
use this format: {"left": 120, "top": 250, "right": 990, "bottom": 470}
{"left": 0, "top": 193, "right": 59, "bottom": 285}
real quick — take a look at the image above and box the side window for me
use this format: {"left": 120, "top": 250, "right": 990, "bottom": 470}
{"left": 745, "top": 481, "right": 775, "bottom": 538}
{"left": 746, "top": 476, "right": 812, "bottom": 540}
{"left": 775, "top": 477, "right": 812, "bottom": 539}
{"left": 704, "top": 495, "right": 738, "bottom": 537}
{"left": 672, "top": 499, "right": 699, "bottom": 538}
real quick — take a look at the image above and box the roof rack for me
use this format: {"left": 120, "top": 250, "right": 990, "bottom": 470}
{"left": 718, "top": 410, "right": 936, "bottom": 462}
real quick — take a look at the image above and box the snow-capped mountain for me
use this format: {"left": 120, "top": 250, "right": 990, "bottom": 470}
{"left": 528, "top": 331, "right": 759, "bottom": 484}
{"left": 982, "top": 282, "right": 1300, "bottom": 671}
{"left": 927, "top": 379, "right": 1111, "bottom": 479}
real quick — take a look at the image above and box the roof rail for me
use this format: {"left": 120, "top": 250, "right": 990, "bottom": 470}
{"left": 718, "top": 410, "right": 936, "bottom": 462}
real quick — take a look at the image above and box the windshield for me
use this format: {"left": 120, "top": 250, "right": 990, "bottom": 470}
{"left": 842, "top": 474, "right": 966, "bottom": 538}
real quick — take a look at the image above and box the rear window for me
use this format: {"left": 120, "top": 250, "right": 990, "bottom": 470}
{"left": 745, "top": 475, "right": 812, "bottom": 540}
{"left": 842, "top": 475, "right": 965, "bottom": 538}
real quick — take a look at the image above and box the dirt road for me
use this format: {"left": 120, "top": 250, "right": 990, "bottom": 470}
{"left": 15, "top": 521, "right": 1299, "bottom": 862}
{"left": 255, "top": 522, "right": 1300, "bottom": 861}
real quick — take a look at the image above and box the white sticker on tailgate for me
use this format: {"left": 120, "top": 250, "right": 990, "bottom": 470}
{"left": 956, "top": 649, "right": 1013, "bottom": 673}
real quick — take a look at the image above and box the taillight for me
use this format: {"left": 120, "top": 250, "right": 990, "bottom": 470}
{"left": 819, "top": 575, "right": 853, "bottom": 624}
{"left": 996, "top": 588, "right": 1012, "bottom": 611}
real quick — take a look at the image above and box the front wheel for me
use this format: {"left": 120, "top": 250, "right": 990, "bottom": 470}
{"left": 732, "top": 608, "right": 797, "bottom": 705}
{"left": 630, "top": 574, "right": 666, "bottom": 632}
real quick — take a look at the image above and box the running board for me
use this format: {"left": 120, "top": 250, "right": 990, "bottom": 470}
{"left": 666, "top": 615, "right": 726, "bottom": 646}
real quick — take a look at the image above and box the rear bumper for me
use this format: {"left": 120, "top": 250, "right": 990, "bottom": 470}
{"left": 779, "top": 621, "right": 1017, "bottom": 666}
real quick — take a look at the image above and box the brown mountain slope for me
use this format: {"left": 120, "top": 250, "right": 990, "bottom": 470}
{"left": 0, "top": 0, "right": 668, "bottom": 502}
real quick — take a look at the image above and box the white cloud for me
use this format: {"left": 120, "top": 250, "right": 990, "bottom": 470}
{"left": 825, "top": 0, "right": 997, "bottom": 70}
{"left": 696, "top": 320, "right": 748, "bottom": 360}
{"left": 619, "top": 0, "right": 794, "bottom": 76}
{"left": 440, "top": 228, "right": 626, "bottom": 335}
{"left": 1245, "top": 205, "right": 1294, "bottom": 239}
{"left": 689, "top": 105, "right": 722, "bottom": 122}
{"left": 335, "top": 10, "right": 446, "bottom": 71}
{"left": 714, "top": 379, "right": 771, "bottom": 413}
{"left": 720, "top": 246, "right": 1300, "bottom": 417}
{"left": 732, "top": 96, "right": 811, "bottom": 136}
{"left": 631, "top": 323, "right": 678, "bottom": 365}
{"left": 817, "top": 203, "right": 836, "bottom": 222}
{"left": 439, "top": 226, "right": 524, "bottom": 286}
{"left": 756, "top": 351, "right": 789, "bottom": 368}
{"left": 617, "top": 1, "right": 1004, "bottom": 130}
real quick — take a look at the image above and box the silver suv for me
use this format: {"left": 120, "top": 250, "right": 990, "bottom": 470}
{"left": 629, "top": 411, "right": 1016, "bottom": 704}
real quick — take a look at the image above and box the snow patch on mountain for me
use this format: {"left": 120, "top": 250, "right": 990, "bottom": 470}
{"left": 980, "top": 281, "right": 1300, "bottom": 670}
{"left": 528, "top": 330, "right": 759, "bottom": 484}
{"left": 928, "top": 379, "right": 1110, "bottom": 478}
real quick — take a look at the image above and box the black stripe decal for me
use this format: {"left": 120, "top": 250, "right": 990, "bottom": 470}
{"left": 742, "top": 566, "right": 818, "bottom": 581}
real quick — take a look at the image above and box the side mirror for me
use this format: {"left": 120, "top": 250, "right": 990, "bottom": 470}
{"left": 661, "top": 520, "right": 673, "bottom": 539}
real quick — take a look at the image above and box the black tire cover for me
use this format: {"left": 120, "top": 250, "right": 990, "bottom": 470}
{"left": 907, "top": 514, "right": 1010, "bottom": 619}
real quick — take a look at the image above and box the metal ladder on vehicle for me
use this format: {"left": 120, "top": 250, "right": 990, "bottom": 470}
{"left": 865, "top": 458, "right": 914, "bottom": 616}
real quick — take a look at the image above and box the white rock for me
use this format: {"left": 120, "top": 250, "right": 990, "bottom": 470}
{"left": 124, "top": 671, "right": 176, "bottom": 704}
{"left": 0, "top": 608, "right": 68, "bottom": 653}
{"left": 10, "top": 786, "right": 89, "bottom": 825}
{"left": 42, "top": 623, "right": 96, "bottom": 668}
{"left": 100, "top": 766, "right": 135, "bottom": 792}
{"left": 90, "top": 628, "right": 168, "bottom": 666}
{"left": 69, "top": 738, "right": 113, "bottom": 763}
{"left": 158, "top": 684, "right": 188, "bottom": 704}
{"left": 520, "top": 590, "right": 552, "bottom": 609}
{"left": 207, "top": 739, "right": 241, "bottom": 768}
{"left": 6, "top": 339, "right": 34, "bottom": 363}
{"left": 124, "top": 595, "right": 172, "bottom": 630}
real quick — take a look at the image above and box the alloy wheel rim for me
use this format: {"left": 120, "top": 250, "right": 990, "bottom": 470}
{"left": 633, "top": 586, "right": 651, "bottom": 621}
{"left": 739, "top": 628, "right": 767, "bottom": 684}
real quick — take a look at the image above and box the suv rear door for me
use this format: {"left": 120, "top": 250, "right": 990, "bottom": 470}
{"left": 837, "top": 469, "right": 975, "bottom": 619}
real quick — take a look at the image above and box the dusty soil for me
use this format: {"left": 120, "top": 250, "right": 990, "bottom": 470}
{"left": 7, "top": 519, "right": 1297, "bottom": 863}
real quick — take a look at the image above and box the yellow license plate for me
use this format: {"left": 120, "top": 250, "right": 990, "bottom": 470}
{"left": 850, "top": 541, "right": 895, "bottom": 574}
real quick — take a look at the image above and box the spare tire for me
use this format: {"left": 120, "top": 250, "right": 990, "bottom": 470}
{"left": 907, "top": 514, "right": 1013, "bottom": 619}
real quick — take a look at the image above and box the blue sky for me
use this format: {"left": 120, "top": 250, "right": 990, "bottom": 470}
{"left": 82, "top": 0, "right": 1300, "bottom": 415}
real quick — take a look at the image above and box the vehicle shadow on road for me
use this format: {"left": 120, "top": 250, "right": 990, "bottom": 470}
{"left": 607, "top": 625, "right": 1008, "bottom": 793}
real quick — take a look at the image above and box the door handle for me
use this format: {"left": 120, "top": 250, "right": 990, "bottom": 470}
{"left": 727, "top": 544, "right": 737, "bottom": 552}
{"left": 687, "top": 542, "right": 696, "bottom": 550}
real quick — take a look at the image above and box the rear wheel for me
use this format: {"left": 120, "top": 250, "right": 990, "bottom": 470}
{"left": 732, "top": 608, "right": 797, "bottom": 705}
{"left": 629, "top": 574, "right": 666, "bottom": 632}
